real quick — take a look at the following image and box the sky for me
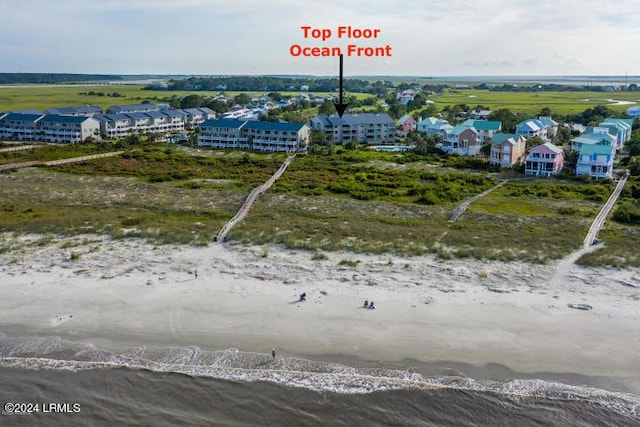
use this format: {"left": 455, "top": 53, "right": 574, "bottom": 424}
{"left": 1, "top": 0, "right": 639, "bottom": 76}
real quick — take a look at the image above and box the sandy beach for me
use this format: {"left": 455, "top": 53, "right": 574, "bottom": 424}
{"left": 1, "top": 233, "right": 639, "bottom": 392}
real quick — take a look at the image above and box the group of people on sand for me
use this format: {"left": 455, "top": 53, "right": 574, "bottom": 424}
{"left": 297, "top": 292, "right": 376, "bottom": 309}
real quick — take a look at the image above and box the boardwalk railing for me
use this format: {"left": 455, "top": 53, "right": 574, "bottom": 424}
{"left": 449, "top": 180, "right": 507, "bottom": 222}
{"left": 215, "top": 155, "right": 296, "bottom": 243}
{"left": 583, "top": 173, "right": 629, "bottom": 248}
{"left": 0, "top": 151, "right": 124, "bottom": 172}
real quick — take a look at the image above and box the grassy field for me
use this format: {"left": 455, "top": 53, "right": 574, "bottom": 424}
{"left": 1, "top": 84, "right": 637, "bottom": 117}
{"left": 428, "top": 89, "right": 639, "bottom": 116}
{"left": 0, "top": 84, "right": 374, "bottom": 112}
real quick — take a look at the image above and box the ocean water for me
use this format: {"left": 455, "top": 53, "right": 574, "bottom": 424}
{"left": 0, "top": 335, "right": 638, "bottom": 426}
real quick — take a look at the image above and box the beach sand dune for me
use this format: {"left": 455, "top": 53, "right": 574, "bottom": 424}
{"left": 1, "top": 234, "right": 639, "bottom": 390}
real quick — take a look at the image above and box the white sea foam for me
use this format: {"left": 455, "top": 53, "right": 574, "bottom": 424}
{"left": 0, "top": 336, "right": 638, "bottom": 419}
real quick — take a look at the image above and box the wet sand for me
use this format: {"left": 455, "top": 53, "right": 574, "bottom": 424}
{"left": 1, "top": 233, "right": 639, "bottom": 392}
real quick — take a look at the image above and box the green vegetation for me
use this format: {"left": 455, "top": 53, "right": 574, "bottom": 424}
{"left": 2, "top": 134, "right": 640, "bottom": 266}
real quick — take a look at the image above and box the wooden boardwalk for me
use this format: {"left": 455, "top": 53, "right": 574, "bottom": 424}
{"left": 583, "top": 173, "right": 629, "bottom": 248}
{"left": 0, "top": 151, "right": 124, "bottom": 172}
{"left": 215, "top": 155, "right": 296, "bottom": 243}
{"left": 449, "top": 180, "right": 508, "bottom": 222}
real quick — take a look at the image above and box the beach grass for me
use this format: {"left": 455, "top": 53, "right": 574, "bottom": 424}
{"left": 2, "top": 144, "right": 639, "bottom": 264}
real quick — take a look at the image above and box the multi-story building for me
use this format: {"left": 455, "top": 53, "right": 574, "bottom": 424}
{"left": 198, "top": 119, "right": 310, "bottom": 153}
{"left": 0, "top": 113, "right": 42, "bottom": 140}
{"left": 37, "top": 115, "right": 101, "bottom": 143}
{"left": 576, "top": 143, "right": 615, "bottom": 179}
{"left": 443, "top": 125, "right": 481, "bottom": 156}
{"left": 489, "top": 133, "right": 526, "bottom": 167}
{"left": 524, "top": 142, "right": 564, "bottom": 176}
{"left": 462, "top": 119, "right": 502, "bottom": 142}
{"left": 308, "top": 113, "right": 395, "bottom": 144}
{"left": 0, "top": 113, "right": 100, "bottom": 143}
{"left": 43, "top": 106, "right": 103, "bottom": 117}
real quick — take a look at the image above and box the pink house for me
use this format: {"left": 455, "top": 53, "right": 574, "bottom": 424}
{"left": 525, "top": 142, "right": 564, "bottom": 176}
{"left": 397, "top": 114, "right": 417, "bottom": 136}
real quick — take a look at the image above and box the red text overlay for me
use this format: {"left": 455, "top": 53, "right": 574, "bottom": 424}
{"left": 289, "top": 26, "right": 392, "bottom": 57}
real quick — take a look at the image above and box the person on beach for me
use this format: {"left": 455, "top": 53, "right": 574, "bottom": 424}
{"left": 369, "top": 301, "right": 375, "bottom": 309}
{"left": 272, "top": 348, "right": 276, "bottom": 360}
{"left": 194, "top": 269, "right": 198, "bottom": 279}
{"left": 299, "top": 292, "right": 306, "bottom": 302}
{"left": 364, "top": 300, "right": 369, "bottom": 308}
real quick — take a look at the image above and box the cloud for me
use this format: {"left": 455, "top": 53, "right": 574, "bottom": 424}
{"left": 0, "top": 0, "right": 638, "bottom": 75}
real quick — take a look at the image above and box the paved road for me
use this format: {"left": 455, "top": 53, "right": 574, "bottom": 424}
{"left": 215, "top": 155, "right": 296, "bottom": 243}
{"left": 583, "top": 173, "right": 629, "bottom": 248}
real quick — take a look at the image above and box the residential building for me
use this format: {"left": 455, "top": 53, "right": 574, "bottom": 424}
{"left": 197, "top": 119, "right": 309, "bottom": 153}
{"left": 462, "top": 119, "right": 502, "bottom": 142}
{"left": 36, "top": 115, "right": 100, "bottom": 143}
{"left": 0, "top": 113, "right": 100, "bottom": 143}
{"left": 107, "top": 104, "right": 164, "bottom": 114}
{"left": 598, "top": 118, "right": 633, "bottom": 149}
{"left": 525, "top": 142, "right": 564, "bottom": 176}
{"left": 182, "top": 107, "right": 216, "bottom": 127}
{"left": 0, "top": 113, "right": 43, "bottom": 140}
{"left": 397, "top": 114, "right": 417, "bottom": 136}
{"left": 570, "top": 127, "right": 616, "bottom": 151}
{"left": 626, "top": 105, "right": 640, "bottom": 117}
{"left": 576, "top": 143, "right": 615, "bottom": 179}
{"left": 443, "top": 125, "right": 481, "bottom": 156}
{"left": 44, "top": 106, "right": 103, "bottom": 117}
{"left": 416, "top": 117, "right": 453, "bottom": 138}
{"left": 537, "top": 116, "right": 559, "bottom": 138}
{"left": 515, "top": 119, "right": 550, "bottom": 141}
{"left": 94, "top": 114, "right": 134, "bottom": 139}
{"left": 489, "top": 133, "right": 526, "bottom": 167}
{"left": 397, "top": 90, "right": 416, "bottom": 105}
{"left": 309, "top": 113, "right": 395, "bottom": 144}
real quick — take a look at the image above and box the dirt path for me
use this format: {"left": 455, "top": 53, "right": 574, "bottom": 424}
{"left": 215, "top": 155, "right": 296, "bottom": 242}
{"left": 0, "top": 151, "right": 124, "bottom": 172}
{"left": 583, "top": 173, "right": 629, "bottom": 248}
{"left": 449, "top": 180, "right": 508, "bottom": 222}
{"left": 0, "top": 144, "right": 39, "bottom": 153}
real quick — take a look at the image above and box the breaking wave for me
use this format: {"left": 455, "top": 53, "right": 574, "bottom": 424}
{"left": 0, "top": 335, "right": 638, "bottom": 420}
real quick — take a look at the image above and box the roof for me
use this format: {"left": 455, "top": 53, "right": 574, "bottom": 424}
{"left": 107, "top": 104, "right": 160, "bottom": 113}
{"left": 200, "top": 119, "right": 246, "bottom": 129}
{"left": 0, "top": 112, "right": 43, "bottom": 122}
{"left": 313, "top": 113, "right": 394, "bottom": 127}
{"left": 579, "top": 143, "right": 615, "bottom": 156}
{"left": 43, "top": 106, "right": 102, "bottom": 115}
{"left": 450, "top": 124, "right": 477, "bottom": 136}
{"left": 94, "top": 113, "right": 131, "bottom": 122}
{"left": 145, "top": 111, "right": 167, "bottom": 119}
{"left": 9, "top": 109, "right": 42, "bottom": 115}
{"left": 517, "top": 119, "right": 544, "bottom": 132}
{"left": 125, "top": 112, "right": 150, "bottom": 120}
{"left": 537, "top": 116, "right": 558, "bottom": 127}
{"left": 398, "top": 114, "right": 415, "bottom": 123}
{"left": 243, "top": 121, "right": 306, "bottom": 132}
{"left": 162, "top": 110, "right": 187, "bottom": 118}
{"left": 463, "top": 119, "right": 501, "bottom": 131}
{"left": 490, "top": 133, "right": 518, "bottom": 145}
{"left": 528, "top": 142, "right": 563, "bottom": 155}
{"left": 571, "top": 132, "right": 616, "bottom": 145}
{"left": 38, "top": 115, "right": 95, "bottom": 124}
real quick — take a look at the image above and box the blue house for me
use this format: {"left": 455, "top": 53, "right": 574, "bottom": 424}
{"left": 576, "top": 144, "right": 615, "bottom": 179}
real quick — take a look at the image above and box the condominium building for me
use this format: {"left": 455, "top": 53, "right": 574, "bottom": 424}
{"left": 198, "top": 119, "right": 310, "bottom": 153}
{"left": 308, "top": 113, "right": 395, "bottom": 144}
{"left": 0, "top": 113, "right": 100, "bottom": 143}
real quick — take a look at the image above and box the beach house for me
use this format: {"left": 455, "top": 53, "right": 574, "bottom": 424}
{"left": 576, "top": 143, "right": 615, "bottom": 179}
{"left": 443, "top": 125, "right": 481, "bottom": 156}
{"left": 524, "top": 142, "right": 564, "bottom": 176}
{"left": 397, "top": 114, "right": 417, "bottom": 136}
{"left": 462, "top": 119, "right": 502, "bottom": 142}
{"left": 489, "top": 133, "right": 526, "bottom": 167}
{"left": 198, "top": 119, "right": 309, "bottom": 153}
